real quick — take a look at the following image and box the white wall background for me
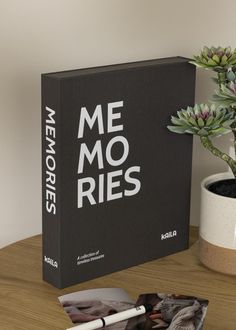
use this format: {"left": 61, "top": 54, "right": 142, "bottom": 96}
{"left": 0, "top": 0, "right": 234, "bottom": 248}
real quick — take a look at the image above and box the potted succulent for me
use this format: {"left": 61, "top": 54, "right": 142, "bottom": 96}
{"left": 167, "top": 46, "right": 236, "bottom": 275}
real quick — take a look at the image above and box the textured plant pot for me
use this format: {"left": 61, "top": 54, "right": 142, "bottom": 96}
{"left": 199, "top": 172, "right": 236, "bottom": 275}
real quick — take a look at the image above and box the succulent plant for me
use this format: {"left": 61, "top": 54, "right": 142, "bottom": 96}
{"left": 167, "top": 104, "right": 234, "bottom": 137}
{"left": 168, "top": 46, "right": 236, "bottom": 177}
{"left": 212, "top": 83, "right": 236, "bottom": 108}
{"left": 190, "top": 46, "right": 236, "bottom": 72}
{"left": 212, "top": 70, "right": 236, "bottom": 108}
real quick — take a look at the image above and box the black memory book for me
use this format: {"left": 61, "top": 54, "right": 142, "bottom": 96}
{"left": 42, "top": 57, "right": 195, "bottom": 288}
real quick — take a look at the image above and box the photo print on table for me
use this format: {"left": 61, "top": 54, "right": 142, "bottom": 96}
{"left": 59, "top": 288, "right": 135, "bottom": 330}
{"left": 126, "top": 293, "right": 209, "bottom": 330}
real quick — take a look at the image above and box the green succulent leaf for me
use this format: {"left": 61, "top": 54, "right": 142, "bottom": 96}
{"left": 207, "top": 59, "right": 217, "bottom": 66}
{"left": 222, "top": 119, "right": 235, "bottom": 127}
{"left": 212, "top": 55, "right": 220, "bottom": 64}
{"left": 206, "top": 116, "right": 214, "bottom": 126}
{"left": 210, "top": 127, "right": 231, "bottom": 137}
{"left": 171, "top": 116, "right": 182, "bottom": 125}
{"left": 198, "top": 128, "right": 209, "bottom": 136}
{"left": 197, "top": 117, "right": 205, "bottom": 127}
{"left": 167, "top": 125, "right": 190, "bottom": 134}
{"left": 188, "top": 117, "right": 197, "bottom": 126}
{"left": 221, "top": 55, "right": 228, "bottom": 65}
{"left": 226, "top": 70, "right": 236, "bottom": 81}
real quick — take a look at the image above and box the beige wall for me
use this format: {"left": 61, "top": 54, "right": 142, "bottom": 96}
{"left": 0, "top": 0, "right": 234, "bottom": 247}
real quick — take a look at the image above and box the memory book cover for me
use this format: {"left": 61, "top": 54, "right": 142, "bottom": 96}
{"left": 42, "top": 57, "right": 195, "bottom": 288}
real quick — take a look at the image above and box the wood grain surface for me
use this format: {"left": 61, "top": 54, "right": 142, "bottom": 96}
{"left": 0, "top": 227, "right": 235, "bottom": 329}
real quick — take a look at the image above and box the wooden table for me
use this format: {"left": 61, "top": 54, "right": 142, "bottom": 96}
{"left": 0, "top": 227, "right": 235, "bottom": 330}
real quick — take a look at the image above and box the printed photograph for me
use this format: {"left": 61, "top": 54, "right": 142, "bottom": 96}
{"left": 126, "top": 293, "right": 209, "bottom": 330}
{"left": 58, "top": 288, "right": 135, "bottom": 330}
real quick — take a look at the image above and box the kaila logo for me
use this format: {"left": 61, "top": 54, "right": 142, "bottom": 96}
{"left": 44, "top": 255, "right": 58, "bottom": 268}
{"left": 161, "top": 230, "right": 177, "bottom": 240}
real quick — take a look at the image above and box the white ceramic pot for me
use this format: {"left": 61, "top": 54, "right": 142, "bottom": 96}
{"left": 199, "top": 172, "right": 236, "bottom": 275}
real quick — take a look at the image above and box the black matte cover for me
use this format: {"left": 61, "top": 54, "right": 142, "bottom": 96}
{"left": 42, "top": 57, "right": 196, "bottom": 288}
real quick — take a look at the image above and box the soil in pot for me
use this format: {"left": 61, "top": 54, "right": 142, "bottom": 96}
{"left": 207, "top": 179, "right": 236, "bottom": 198}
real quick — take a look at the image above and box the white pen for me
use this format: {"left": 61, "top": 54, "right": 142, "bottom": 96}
{"left": 66, "top": 304, "right": 153, "bottom": 330}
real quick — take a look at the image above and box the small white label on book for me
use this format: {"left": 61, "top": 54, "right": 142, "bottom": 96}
{"left": 161, "top": 230, "right": 177, "bottom": 240}
{"left": 44, "top": 255, "right": 58, "bottom": 268}
{"left": 77, "top": 250, "right": 105, "bottom": 266}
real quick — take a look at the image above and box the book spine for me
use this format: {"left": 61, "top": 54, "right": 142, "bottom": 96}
{"left": 42, "top": 75, "right": 61, "bottom": 288}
